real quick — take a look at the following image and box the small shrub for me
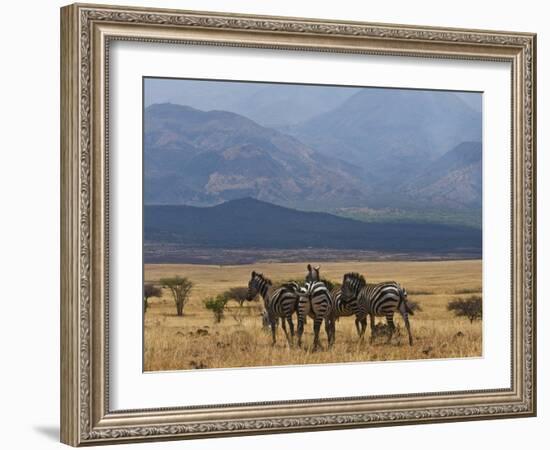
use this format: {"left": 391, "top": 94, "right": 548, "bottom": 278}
{"left": 143, "top": 284, "right": 162, "bottom": 313}
{"left": 447, "top": 296, "right": 482, "bottom": 323}
{"left": 204, "top": 295, "right": 228, "bottom": 323}
{"left": 220, "top": 286, "right": 250, "bottom": 305}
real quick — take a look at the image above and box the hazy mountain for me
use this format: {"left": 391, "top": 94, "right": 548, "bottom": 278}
{"left": 230, "top": 84, "right": 360, "bottom": 128}
{"left": 455, "top": 92, "right": 482, "bottom": 112}
{"left": 144, "top": 198, "right": 481, "bottom": 253}
{"left": 144, "top": 103, "right": 369, "bottom": 208}
{"left": 402, "top": 141, "right": 482, "bottom": 209}
{"left": 144, "top": 87, "right": 483, "bottom": 219}
{"left": 292, "top": 89, "right": 482, "bottom": 183}
{"left": 144, "top": 79, "right": 359, "bottom": 128}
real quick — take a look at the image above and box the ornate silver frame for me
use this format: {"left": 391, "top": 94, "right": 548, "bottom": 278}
{"left": 60, "top": 3, "right": 536, "bottom": 446}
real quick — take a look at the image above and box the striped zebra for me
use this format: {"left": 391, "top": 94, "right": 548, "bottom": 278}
{"left": 246, "top": 271, "right": 299, "bottom": 347}
{"left": 341, "top": 272, "right": 414, "bottom": 346}
{"left": 304, "top": 265, "right": 364, "bottom": 343}
{"left": 297, "top": 280, "right": 334, "bottom": 350}
{"left": 330, "top": 286, "right": 370, "bottom": 339}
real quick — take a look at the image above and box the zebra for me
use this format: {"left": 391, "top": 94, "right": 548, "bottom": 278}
{"left": 246, "top": 271, "right": 299, "bottom": 347}
{"left": 304, "top": 265, "right": 364, "bottom": 344}
{"left": 330, "top": 286, "right": 370, "bottom": 339}
{"left": 301, "top": 264, "right": 321, "bottom": 326}
{"left": 296, "top": 280, "right": 334, "bottom": 350}
{"left": 341, "top": 272, "right": 414, "bottom": 346}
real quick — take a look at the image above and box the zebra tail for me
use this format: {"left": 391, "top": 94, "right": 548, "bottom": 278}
{"left": 398, "top": 288, "right": 414, "bottom": 316}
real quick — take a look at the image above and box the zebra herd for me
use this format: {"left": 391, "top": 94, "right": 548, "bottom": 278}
{"left": 246, "top": 264, "right": 414, "bottom": 351}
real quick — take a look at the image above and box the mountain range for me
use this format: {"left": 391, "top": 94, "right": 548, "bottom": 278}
{"left": 144, "top": 78, "right": 360, "bottom": 128}
{"left": 145, "top": 97, "right": 482, "bottom": 216}
{"left": 144, "top": 103, "right": 369, "bottom": 209}
{"left": 290, "top": 88, "right": 481, "bottom": 184}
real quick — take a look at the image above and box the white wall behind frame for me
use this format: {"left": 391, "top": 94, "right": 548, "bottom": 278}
{"left": 0, "top": 1, "right": 546, "bottom": 450}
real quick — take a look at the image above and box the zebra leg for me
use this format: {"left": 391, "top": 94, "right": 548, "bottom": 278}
{"left": 369, "top": 313, "right": 376, "bottom": 344}
{"left": 287, "top": 316, "right": 295, "bottom": 347}
{"left": 325, "top": 318, "right": 334, "bottom": 348}
{"left": 386, "top": 314, "right": 395, "bottom": 344}
{"left": 297, "top": 315, "right": 305, "bottom": 348}
{"left": 354, "top": 318, "right": 362, "bottom": 338}
{"left": 280, "top": 317, "right": 291, "bottom": 346}
{"left": 360, "top": 318, "right": 367, "bottom": 338}
{"left": 312, "top": 317, "right": 323, "bottom": 351}
{"left": 401, "top": 311, "right": 413, "bottom": 346}
{"left": 270, "top": 319, "right": 277, "bottom": 346}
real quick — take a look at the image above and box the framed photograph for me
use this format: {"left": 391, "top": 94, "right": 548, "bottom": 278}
{"left": 60, "top": 3, "right": 537, "bottom": 446}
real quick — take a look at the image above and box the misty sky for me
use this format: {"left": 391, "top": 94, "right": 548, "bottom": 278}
{"left": 144, "top": 77, "right": 482, "bottom": 125}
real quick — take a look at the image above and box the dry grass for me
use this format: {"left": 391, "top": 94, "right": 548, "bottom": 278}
{"left": 144, "top": 260, "right": 482, "bottom": 371}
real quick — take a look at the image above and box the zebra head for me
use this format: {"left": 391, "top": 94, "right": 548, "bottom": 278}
{"left": 246, "top": 271, "right": 271, "bottom": 301}
{"left": 305, "top": 264, "right": 321, "bottom": 283}
{"left": 341, "top": 272, "right": 366, "bottom": 300}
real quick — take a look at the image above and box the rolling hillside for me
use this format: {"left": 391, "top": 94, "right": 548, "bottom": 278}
{"left": 144, "top": 198, "right": 481, "bottom": 253}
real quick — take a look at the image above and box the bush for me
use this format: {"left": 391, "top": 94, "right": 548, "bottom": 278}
{"left": 220, "top": 286, "right": 250, "bottom": 305}
{"left": 143, "top": 284, "right": 161, "bottom": 313}
{"left": 160, "top": 276, "right": 193, "bottom": 316}
{"left": 447, "top": 296, "right": 482, "bottom": 323}
{"left": 204, "top": 295, "right": 228, "bottom": 323}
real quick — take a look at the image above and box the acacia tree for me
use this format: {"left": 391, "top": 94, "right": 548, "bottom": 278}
{"left": 447, "top": 296, "right": 482, "bottom": 323}
{"left": 143, "top": 283, "right": 162, "bottom": 313}
{"left": 160, "top": 276, "right": 193, "bottom": 316}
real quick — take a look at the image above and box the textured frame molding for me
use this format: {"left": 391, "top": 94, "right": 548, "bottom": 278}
{"left": 60, "top": 3, "right": 536, "bottom": 446}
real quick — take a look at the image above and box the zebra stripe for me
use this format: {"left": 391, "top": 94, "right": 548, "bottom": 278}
{"left": 297, "top": 281, "right": 334, "bottom": 349}
{"left": 247, "top": 271, "right": 299, "bottom": 346}
{"left": 330, "top": 287, "right": 369, "bottom": 338}
{"left": 341, "top": 272, "right": 414, "bottom": 345}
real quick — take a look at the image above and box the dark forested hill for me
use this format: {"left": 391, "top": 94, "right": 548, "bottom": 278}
{"left": 144, "top": 198, "right": 481, "bottom": 254}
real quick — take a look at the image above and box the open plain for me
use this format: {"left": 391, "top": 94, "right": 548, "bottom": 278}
{"left": 144, "top": 259, "right": 482, "bottom": 371}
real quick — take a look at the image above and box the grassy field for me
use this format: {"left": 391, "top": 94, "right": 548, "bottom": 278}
{"left": 144, "top": 260, "right": 482, "bottom": 371}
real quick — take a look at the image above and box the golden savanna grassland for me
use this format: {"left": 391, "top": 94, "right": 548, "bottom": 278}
{"left": 144, "top": 260, "right": 482, "bottom": 372}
